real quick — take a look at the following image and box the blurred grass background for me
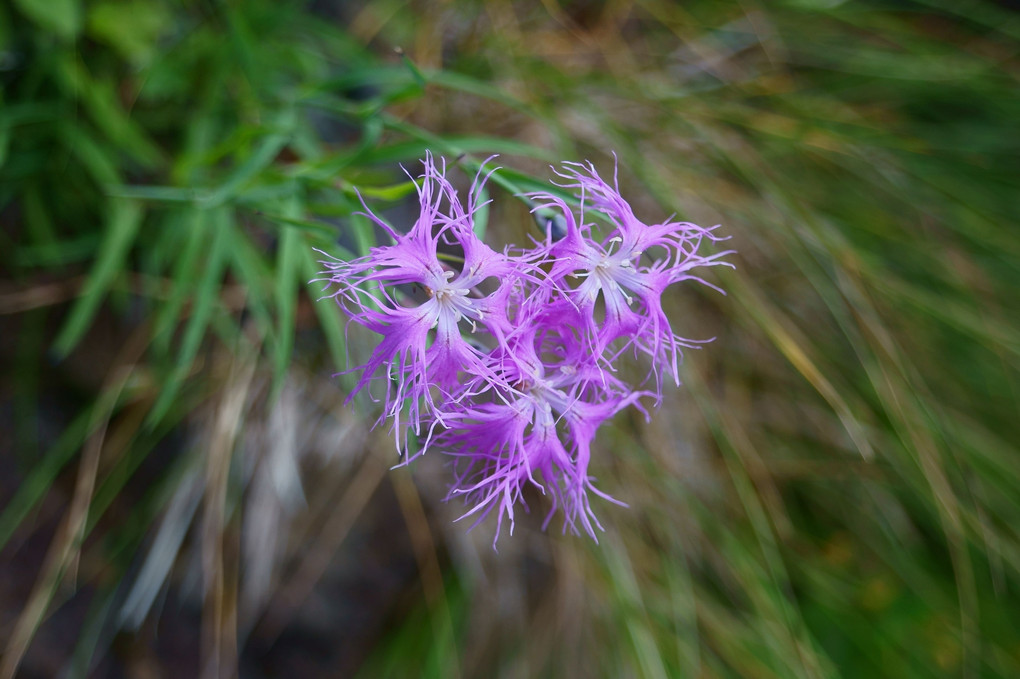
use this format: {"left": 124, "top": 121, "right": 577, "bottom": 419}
{"left": 1, "top": 0, "right": 1018, "bottom": 677}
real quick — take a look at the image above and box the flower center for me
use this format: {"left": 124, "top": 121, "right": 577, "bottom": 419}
{"left": 427, "top": 270, "right": 480, "bottom": 331}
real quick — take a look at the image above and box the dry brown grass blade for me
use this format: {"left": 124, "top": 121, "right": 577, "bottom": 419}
{"left": 349, "top": 0, "right": 402, "bottom": 44}
{"left": 0, "top": 277, "right": 84, "bottom": 315}
{"left": 0, "top": 274, "right": 251, "bottom": 316}
{"left": 391, "top": 469, "right": 461, "bottom": 679}
{"left": 0, "top": 327, "right": 150, "bottom": 679}
{"left": 0, "top": 437, "right": 108, "bottom": 679}
{"left": 200, "top": 347, "right": 258, "bottom": 679}
{"left": 254, "top": 448, "right": 387, "bottom": 644}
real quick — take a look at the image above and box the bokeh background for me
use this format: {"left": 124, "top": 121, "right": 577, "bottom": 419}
{"left": 1, "top": 0, "right": 1019, "bottom": 677}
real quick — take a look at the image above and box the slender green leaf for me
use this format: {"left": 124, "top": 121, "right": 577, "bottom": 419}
{"left": 0, "top": 406, "right": 93, "bottom": 552}
{"left": 203, "top": 131, "right": 290, "bottom": 208}
{"left": 147, "top": 207, "right": 231, "bottom": 426}
{"left": 13, "top": 0, "right": 80, "bottom": 38}
{"left": 64, "top": 586, "right": 117, "bottom": 679}
{"left": 151, "top": 209, "right": 210, "bottom": 353}
{"left": 273, "top": 199, "right": 302, "bottom": 396}
{"left": 472, "top": 183, "right": 489, "bottom": 240}
{"left": 53, "top": 199, "right": 144, "bottom": 357}
{"left": 106, "top": 185, "right": 203, "bottom": 203}
{"left": 228, "top": 224, "right": 279, "bottom": 349}
{"left": 55, "top": 56, "right": 161, "bottom": 167}
{"left": 301, "top": 247, "right": 350, "bottom": 391}
{"left": 86, "top": 1, "right": 168, "bottom": 64}
{"left": 399, "top": 50, "right": 428, "bottom": 90}
{"left": 58, "top": 122, "right": 121, "bottom": 188}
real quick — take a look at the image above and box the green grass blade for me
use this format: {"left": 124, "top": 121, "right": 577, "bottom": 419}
{"left": 151, "top": 208, "right": 210, "bottom": 353}
{"left": 203, "top": 130, "right": 291, "bottom": 208}
{"left": 273, "top": 199, "right": 302, "bottom": 396}
{"left": 53, "top": 199, "right": 143, "bottom": 357}
{"left": 0, "top": 405, "right": 94, "bottom": 553}
{"left": 12, "top": 0, "right": 80, "bottom": 38}
{"left": 147, "top": 207, "right": 231, "bottom": 426}
{"left": 301, "top": 247, "right": 351, "bottom": 391}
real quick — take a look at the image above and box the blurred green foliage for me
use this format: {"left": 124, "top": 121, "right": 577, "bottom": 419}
{"left": 1, "top": 0, "right": 1019, "bottom": 678}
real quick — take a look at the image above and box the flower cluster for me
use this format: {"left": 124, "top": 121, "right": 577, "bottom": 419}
{"left": 317, "top": 153, "right": 731, "bottom": 545}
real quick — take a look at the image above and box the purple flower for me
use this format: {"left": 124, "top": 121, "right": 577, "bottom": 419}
{"left": 317, "top": 153, "right": 730, "bottom": 545}
{"left": 526, "top": 159, "right": 733, "bottom": 394}
{"left": 439, "top": 296, "right": 647, "bottom": 545}
{"left": 317, "top": 153, "right": 521, "bottom": 451}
